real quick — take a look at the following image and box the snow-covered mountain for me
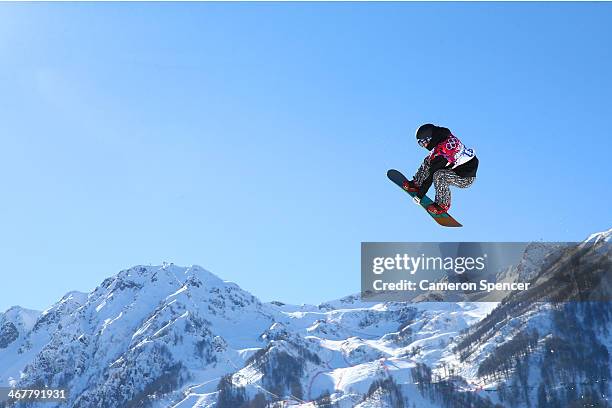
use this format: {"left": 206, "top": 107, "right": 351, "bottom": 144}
{"left": 1, "top": 229, "right": 610, "bottom": 408}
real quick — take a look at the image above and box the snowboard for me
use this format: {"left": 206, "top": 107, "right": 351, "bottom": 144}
{"left": 387, "top": 169, "right": 462, "bottom": 227}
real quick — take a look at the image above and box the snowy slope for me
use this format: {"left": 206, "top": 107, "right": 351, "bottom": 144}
{"left": 583, "top": 227, "right": 612, "bottom": 245}
{"left": 1, "top": 228, "right": 610, "bottom": 408}
{"left": 0, "top": 306, "right": 42, "bottom": 386}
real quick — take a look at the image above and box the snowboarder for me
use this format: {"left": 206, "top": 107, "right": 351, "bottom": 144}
{"left": 403, "top": 124, "right": 479, "bottom": 214}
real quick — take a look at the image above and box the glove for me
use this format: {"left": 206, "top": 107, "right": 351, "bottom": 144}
{"left": 402, "top": 179, "right": 419, "bottom": 193}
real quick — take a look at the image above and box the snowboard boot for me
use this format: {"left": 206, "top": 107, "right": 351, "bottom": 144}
{"left": 426, "top": 202, "right": 450, "bottom": 214}
{"left": 402, "top": 180, "right": 419, "bottom": 193}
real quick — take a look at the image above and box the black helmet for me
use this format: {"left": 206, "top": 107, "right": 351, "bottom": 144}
{"left": 415, "top": 123, "right": 434, "bottom": 148}
{"left": 415, "top": 123, "right": 434, "bottom": 140}
{"left": 415, "top": 123, "right": 451, "bottom": 150}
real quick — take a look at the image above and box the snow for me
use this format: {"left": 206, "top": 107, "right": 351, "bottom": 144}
{"left": 1, "top": 227, "right": 610, "bottom": 407}
{"left": 0, "top": 267, "right": 501, "bottom": 406}
{"left": 584, "top": 227, "right": 612, "bottom": 244}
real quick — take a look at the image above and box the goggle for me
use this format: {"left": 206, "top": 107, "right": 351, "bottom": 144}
{"left": 418, "top": 136, "right": 431, "bottom": 147}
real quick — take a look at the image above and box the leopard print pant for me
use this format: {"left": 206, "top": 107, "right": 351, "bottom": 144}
{"left": 414, "top": 161, "right": 475, "bottom": 207}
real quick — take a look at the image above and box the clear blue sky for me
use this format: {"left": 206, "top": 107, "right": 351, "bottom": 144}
{"left": 1, "top": 2, "right": 611, "bottom": 311}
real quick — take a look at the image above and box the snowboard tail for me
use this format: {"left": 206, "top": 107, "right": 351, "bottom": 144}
{"left": 387, "top": 169, "right": 462, "bottom": 227}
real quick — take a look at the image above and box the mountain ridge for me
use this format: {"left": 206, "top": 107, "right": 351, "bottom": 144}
{"left": 1, "top": 228, "right": 610, "bottom": 408}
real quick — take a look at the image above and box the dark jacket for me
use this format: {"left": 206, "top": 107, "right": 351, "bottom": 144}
{"left": 417, "top": 126, "right": 479, "bottom": 199}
